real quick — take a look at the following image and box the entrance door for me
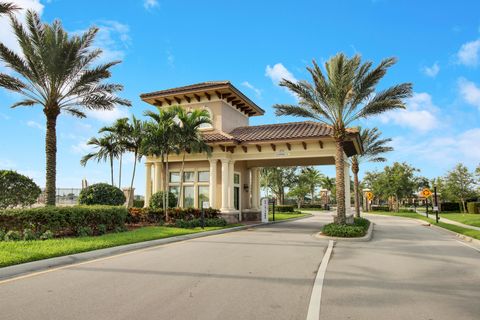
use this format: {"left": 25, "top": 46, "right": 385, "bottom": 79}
{"left": 233, "top": 173, "right": 240, "bottom": 210}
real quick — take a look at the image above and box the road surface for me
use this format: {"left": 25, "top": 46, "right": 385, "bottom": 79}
{"left": 1, "top": 212, "right": 479, "bottom": 320}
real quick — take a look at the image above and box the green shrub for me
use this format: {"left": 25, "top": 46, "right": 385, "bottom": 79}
{"left": 76, "top": 226, "right": 93, "bottom": 237}
{"left": 149, "top": 191, "right": 177, "bottom": 209}
{"left": 0, "top": 229, "right": 5, "bottom": 241}
{"left": 133, "top": 199, "right": 145, "bottom": 208}
{"left": 4, "top": 230, "right": 21, "bottom": 241}
{"left": 300, "top": 204, "right": 325, "bottom": 209}
{"left": 22, "top": 228, "right": 37, "bottom": 241}
{"left": 0, "top": 170, "right": 41, "bottom": 209}
{"left": 78, "top": 183, "right": 126, "bottom": 206}
{"left": 97, "top": 224, "right": 107, "bottom": 235}
{"left": 467, "top": 202, "right": 480, "bottom": 214}
{"left": 127, "top": 207, "right": 221, "bottom": 224}
{"left": 322, "top": 218, "right": 370, "bottom": 238}
{"left": 440, "top": 202, "right": 461, "bottom": 212}
{"left": 0, "top": 205, "right": 127, "bottom": 236}
{"left": 39, "top": 230, "right": 53, "bottom": 240}
{"left": 371, "top": 206, "right": 390, "bottom": 212}
{"left": 174, "top": 217, "right": 227, "bottom": 228}
{"left": 274, "top": 205, "right": 294, "bottom": 212}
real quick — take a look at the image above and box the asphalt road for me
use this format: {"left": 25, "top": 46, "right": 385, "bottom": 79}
{"left": 321, "top": 213, "right": 480, "bottom": 320}
{"left": 1, "top": 212, "right": 479, "bottom": 320}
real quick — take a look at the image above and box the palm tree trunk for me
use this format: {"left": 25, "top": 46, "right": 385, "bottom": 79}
{"left": 177, "top": 151, "right": 186, "bottom": 207}
{"left": 335, "top": 138, "right": 346, "bottom": 224}
{"left": 352, "top": 160, "right": 360, "bottom": 218}
{"left": 118, "top": 153, "right": 122, "bottom": 188}
{"left": 45, "top": 113, "right": 59, "bottom": 206}
{"left": 127, "top": 150, "right": 138, "bottom": 207}
{"left": 110, "top": 155, "right": 114, "bottom": 186}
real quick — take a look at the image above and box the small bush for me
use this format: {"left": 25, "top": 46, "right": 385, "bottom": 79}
{"left": 467, "top": 202, "right": 480, "bottom": 214}
{"left": 133, "top": 199, "right": 145, "bottom": 208}
{"left": 441, "top": 202, "right": 461, "bottom": 212}
{"left": 371, "top": 206, "right": 390, "bottom": 212}
{"left": 274, "top": 205, "right": 294, "bottom": 212}
{"left": 0, "top": 229, "right": 5, "bottom": 241}
{"left": 0, "top": 170, "right": 41, "bottom": 209}
{"left": 76, "top": 226, "right": 93, "bottom": 237}
{"left": 39, "top": 230, "right": 53, "bottom": 240}
{"left": 23, "top": 228, "right": 37, "bottom": 241}
{"left": 149, "top": 191, "right": 177, "bottom": 209}
{"left": 175, "top": 218, "right": 227, "bottom": 229}
{"left": 300, "top": 204, "right": 325, "bottom": 209}
{"left": 4, "top": 230, "right": 21, "bottom": 241}
{"left": 322, "top": 217, "right": 370, "bottom": 238}
{"left": 78, "top": 183, "right": 126, "bottom": 206}
{"left": 97, "top": 224, "right": 107, "bottom": 235}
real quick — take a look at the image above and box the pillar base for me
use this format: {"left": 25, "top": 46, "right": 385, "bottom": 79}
{"left": 241, "top": 209, "right": 261, "bottom": 221}
{"left": 220, "top": 211, "right": 240, "bottom": 224}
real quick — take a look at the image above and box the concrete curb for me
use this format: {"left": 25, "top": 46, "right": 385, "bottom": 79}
{"left": 314, "top": 220, "right": 374, "bottom": 242}
{"left": 0, "top": 214, "right": 313, "bottom": 281}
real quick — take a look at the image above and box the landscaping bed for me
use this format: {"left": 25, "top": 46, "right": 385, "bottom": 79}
{"left": 440, "top": 213, "right": 480, "bottom": 228}
{"left": 322, "top": 217, "right": 371, "bottom": 238}
{"left": 268, "top": 212, "right": 309, "bottom": 221}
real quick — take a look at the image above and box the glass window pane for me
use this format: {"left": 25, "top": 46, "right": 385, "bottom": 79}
{"left": 183, "top": 186, "right": 194, "bottom": 208}
{"left": 198, "top": 186, "right": 210, "bottom": 208}
{"left": 170, "top": 172, "right": 180, "bottom": 183}
{"left": 234, "top": 173, "right": 240, "bottom": 185}
{"left": 184, "top": 171, "right": 194, "bottom": 182}
{"left": 169, "top": 186, "right": 179, "bottom": 207}
{"left": 198, "top": 171, "right": 209, "bottom": 182}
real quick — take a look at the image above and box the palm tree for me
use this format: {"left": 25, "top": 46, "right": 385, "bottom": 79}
{"left": 0, "top": 2, "right": 19, "bottom": 14}
{"left": 0, "top": 11, "right": 130, "bottom": 205}
{"left": 172, "top": 106, "right": 212, "bottom": 207}
{"left": 123, "top": 116, "right": 145, "bottom": 206}
{"left": 141, "top": 107, "right": 177, "bottom": 216}
{"left": 80, "top": 134, "right": 121, "bottom": 186}
{"left": 351, "top": 127, "right": 392, "bottom": 217}
{"left": 301, "top": 167, "right": 324, "bottom": 204}
{"left": 274, "top": 53, "right": 412, "bottom": 224}
{"left": 99, "top": 117, "right": 130, "bottom": 188}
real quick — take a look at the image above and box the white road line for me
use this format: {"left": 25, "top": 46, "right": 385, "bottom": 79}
{"left": 455, "top": 240, "right": 480, "bottom": 253}
{"left": 306, "top": 240, "right": 334, "bottom": 320}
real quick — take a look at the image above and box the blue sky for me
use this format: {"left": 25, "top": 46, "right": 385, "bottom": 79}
{"left": 1, "top": 0, "right": 479, "bottom": 195}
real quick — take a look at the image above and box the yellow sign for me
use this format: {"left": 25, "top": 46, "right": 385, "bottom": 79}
{"left": 366, "top": 191, "right": 374, "bottom": 201}
{"left": 421, "top": 188, "right": 433, "bottom": 198}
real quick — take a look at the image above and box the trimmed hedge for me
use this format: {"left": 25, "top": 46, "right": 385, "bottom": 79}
{"left": 78, "top": 183, "right": 126, "bottom": 206}
{"left": 133, "top": 199, "right": 145, "bottom": 208}
{"left": 322, "top": 217, "right": 370, "bottom": 238}
{"left": 467, "top": 202, "right": 480, "bottom": 214}
{"left": 174, "top": 218, "right": 227, "bottom": 228}
{"left": 300, "top": 204, "right": 325, "bottom": 209}
{"left": 127, "top": 207, "right": 221, "bottom": 224}
{"left": 440, "top": 202, "right": 461, "bottom": 212}
{"left": 371, "top": 206, "right": 390, "bottom": 212}
{"left": 0, "top": 206, "right": 127, "bottom": 237}
{"left": 273, "top": 205, "right": 294, "bottom": 212}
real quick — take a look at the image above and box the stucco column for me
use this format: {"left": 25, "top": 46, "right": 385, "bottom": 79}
{"left": 228, "top": 160, "right": 235, "bottom": 210}
{"left": 247, "top": 168, "right": 252, "bottom": 209}
{"left": 344, "top": 155, "right": 351, "bottom": 215}
{"left": 251, "top": 167, "right": 260, "bottom": 210}
{"left": 209, "top": 159, "right": 217, "bottom": 209}
{"left": 220, "top": 159, "right": 229, "bottom": 212}
{"left": 144, "top": 163, "right": 152, "bottom": 207}
{"left": 153, "top": 162, "right": 162, "bottom": 193}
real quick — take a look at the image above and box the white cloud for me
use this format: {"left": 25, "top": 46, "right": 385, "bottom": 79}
{"left": 241, "top": 81, "right": 262, "bottom": 98}
{"left": 144, "top": 0, "right": 159, "bottom": 10}
{"left": 26, "top": 120, "right": 45, "bottom": 131}
{"left": 422, "top": 62, "right": 440, "bottom": 77}
{"left": 378, "top": 92, "right": 439, "bottom": 132}
{"left": 457, "top": 39, "right": 480, "bottom": 67}
{"left": 265, "top": 63, "right": 297, "bottom": 98}
{"left": 71, "top": 139, "right": 93, "bottom": 155}
{"left": 0, "top": 0, "right": 44, "bottom": 56}
{"left": 166, "top": 50, "right": 174, "bottom": 67}
{"left": 458, "top": 77, "right": 480, "bottom": 110}
{"left": 85, "top": 107, "right": 130, "bottom": 123}
{"left": 0, "top": 158, "right": 16, "bottom": 169}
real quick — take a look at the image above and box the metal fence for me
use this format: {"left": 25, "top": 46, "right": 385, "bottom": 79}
{"left": 36, "top": 188, "right": 82, "bottom": 206}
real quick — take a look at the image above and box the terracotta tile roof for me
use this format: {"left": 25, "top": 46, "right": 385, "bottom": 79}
{"left": 140, "top": 81, "right": 231, "bottom": 98}
{"left": 202, "top": 130, "right": 236, "bottom": 143}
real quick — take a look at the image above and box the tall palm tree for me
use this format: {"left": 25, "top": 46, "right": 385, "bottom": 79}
{"left": 351, "top": 127, "right": 392, "bottom": 217}
{"left": 0, "top": 2, "right": 19, "bottom": 14}
{"left": 80, "top": 134, "right": 121, "bottom": 186}
{"left": 99, "top": 117, "right": 129, "bottom": 188}
{"left": 274, "top": 53, "right": 412, "bottom": 224}
{"left": 301, "top": 167, "right": 324, "bottom": 204}
{"left": 141, "top": 107, "right": 177, "bottom": 216}
{"left": 0, "top": 11, "right": 130, "bottom": 205}
{"left": 172, "top": 106, "right": 211, "bottom": 207}
{"left": 123, "top": 115, "right": 145, "bottom": 206}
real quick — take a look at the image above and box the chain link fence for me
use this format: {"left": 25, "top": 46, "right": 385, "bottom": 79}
{"left": 36, "top": 188, "right": 82, "bottom": 206}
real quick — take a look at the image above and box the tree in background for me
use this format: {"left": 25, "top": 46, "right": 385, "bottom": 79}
{"left": 80, "top": 134, "right": 120, "bottom": 186}
{"left": 0, "top": 170, "right": 41, "bottom": 209}
{"left": 0, "top": 11, "right": 130, "bottom": 205}
{"left": 443, "top": 164, "right": 476, "bottom": 212}
{"left": 274, "top": 53, "right": 412, "bottom": 223}
{"left": 123, "top": 116, "right": 145, "bottom": 206}
{"left": 172, "top": 106, "right": 211, "bottom": 207}
{"left": 260, "top": 167, "right": 297, "bottom": 204}
{"left": 320, "top": 176, "right": 336, "bottom": 204}
{"left": 301, "top": 167, "right": 325, "bottom": 204}
{"left": 0, "top": 2, "right": 19, "bottom": 15}
{"left": 288, "top": 174, "right": 310, "bottom": 209}
{"left": 350, "top": 127, "right": 392, "bottom": 217}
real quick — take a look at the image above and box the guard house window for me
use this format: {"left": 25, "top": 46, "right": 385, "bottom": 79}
{"left": 168, "top": 169, "right": 209, "bottom": 208}
{"left": 169, "top": 172, "right": 180, "bottom": 183}
{"left": 183, "top": 171, "right": 195, "bottom": 182}
{"left": 183, "top": 186, "right": 194, "bottom": 208}
{"left": 198, "top": 185, "right": 209, "bottom": 208}
{"left": 198, "top": 171, "right": 209, "bottom": 182}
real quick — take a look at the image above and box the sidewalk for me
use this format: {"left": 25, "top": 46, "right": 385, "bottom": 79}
{"left": 416, "top": 210, "right": 480, "bottom": 231}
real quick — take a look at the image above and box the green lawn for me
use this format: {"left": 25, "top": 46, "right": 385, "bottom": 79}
{"left": 269, "top": 212, "right": 309, "bottom": 221}
{"left": 368, "top": 211, "right": 480, "bottom": 240}
{"left": 440, "top": 213, "right": 480, "bottom": 228}
{"left": 0, "top": 225, "right": 236, "bottom": 268}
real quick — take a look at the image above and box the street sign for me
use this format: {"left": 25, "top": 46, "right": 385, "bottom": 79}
{"left": 202, "top": 201, "right": 209, "bottom": 209}
{"left": 366, "top": 191, "right": 374, "bottom": 201}
{"left": 261, "top": 198, "right": 269, "bottom": 223}
{"left": 421, "top": 188, "right": 433, "bottom": 198}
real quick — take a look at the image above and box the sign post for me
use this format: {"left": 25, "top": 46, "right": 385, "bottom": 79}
{"left": 420, "top": 188, "right": 433, "bottom": 218}
{"left": 270, "top": 198, "right": 276, "bottom": 222}
{"left": 261, "top": 198, "right": 269, "bottom": 223}
{"left": 433, "top": 186, "right": 439, "bottom": 223}
{"left": 365, "top": 192, "right": 374, "bottom": 212}
{"left": 201, "top": 201, "right": 209, "bottom": 229}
